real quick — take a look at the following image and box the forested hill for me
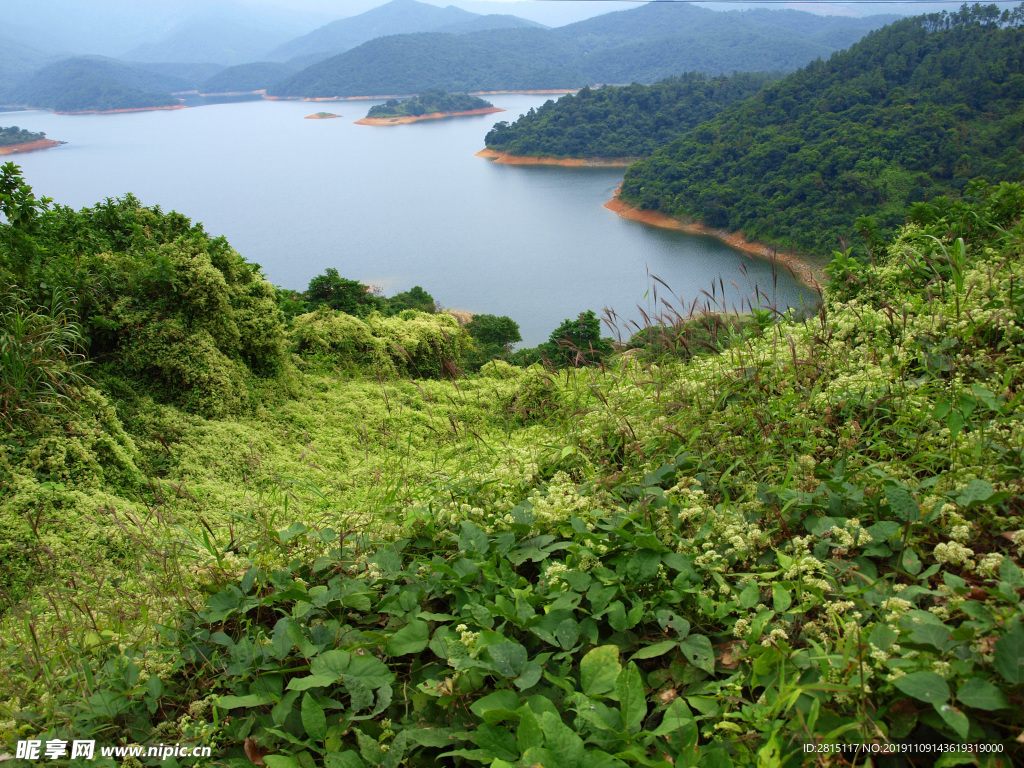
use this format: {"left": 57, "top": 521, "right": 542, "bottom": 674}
{"left": 266, "top": 4, "right": 896, "bottom": 98}
{"left": 366, "top": 90, "right": 493, "bottom": 118}
{"left": 484, "top": 73, "right": 777, "bottom": 160}
{"left": 0, "top": 126, "right": 45, "bottom": 146}
{"left": 619, "top": 4, "right": 1024, "bottom": 257}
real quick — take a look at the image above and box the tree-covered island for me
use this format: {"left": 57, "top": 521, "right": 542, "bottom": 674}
{"left": 0, "top": 126, "right": 46, "bottom": 146}
{"left": 357, "top": 89, "right": 501, "bottom": 124}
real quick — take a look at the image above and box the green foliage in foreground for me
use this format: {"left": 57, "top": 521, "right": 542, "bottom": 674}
{"left": 484, "top": 73, "right": 776, "bottom": 160}
{"left": 620, "top": 5, "right": 1024, "bottom": 257}
{"left": 0, "top": 126, "right": 45, "bottom": 146}
{"left": 4, "top": 179, "right": 1024, "bottom": 765}
{"left": 366, "top": 90, "right": 493, "bottom": 119}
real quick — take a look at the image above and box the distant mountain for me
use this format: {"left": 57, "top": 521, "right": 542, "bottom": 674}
{"left": 266, "top": 0, "right": 479, "bottom": 63}
{"left": 436, "top": 14, "right": 546, "bottom": 35}
{"left": 133, "top": 62, "right": 228, "bottom": 92}
{"left": 0, "top": 36, "right": 57, "bottom": 100}
{"left": 3, "top": 57, "right": 182, "bottom": 112}
{"left": 267, "top": 28, "right": 585, "bottom": 98}
{"left": 122, "top": 14, "right": 305, "bottom": 66}
{"left": 201, "top": 62, "right": 297, "bottom": 94}
{"left": 269, "top": 3, "right": 899, "bottom": 98}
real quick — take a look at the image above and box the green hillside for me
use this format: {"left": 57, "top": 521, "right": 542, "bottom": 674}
{"left": 6, "top": 56, "right": 182, "bottom": 112}
{"left": 2, "top": 155, "right": 1024, "bottom": 761}
{"left": 366, "top": 89, "right": 493, "bottom": 118}
{"left": 485, "top": 73, "right": 776, "bottom": 160}
{"left": 619, "top": 5, "right": 1024, "bottom": 257}
{"left": 0, "top": 125, "right": 45, "bottom": 146}
{"left": 201, "top": 62, "right": 297, "bottom": 94}
{"left": 268, "top": 28, "right": 585, "bottom": 98}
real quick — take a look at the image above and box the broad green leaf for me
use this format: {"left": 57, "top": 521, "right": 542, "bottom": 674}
{"left": 892, "top": 671, "right": 950, "bottom": 704}
{"left": 470, "top": 689, "right": 520, "bottom": 720}
{"left": 580, "top": 645, "right": 621, "bottom": 697}
{"left": 354, "top": 730, "right": 384, "bottom": 765}
{"left": 459, "top": 521, "right": 489, "bottom": 554}
{"left": 614, "top": 662, "right": 647, "bottom": 734}
{"left": 384, "top": 619, "right": 430, "bottom": 656}
{"left": 772, "top": 584, "right": 792, "bottom": 613}
{"left": 539, "top": 711, "right": 584, "bottom": 768}
{"left": 629, "top": 640, "right": 678, "bottom": 662}
{"left": 381, "top": 730, "right": 409, "bottom": 768}
{"left": 301, "top": 693, "right": 327, "bottom": 741}
{"left": 470, "top": 724, "right": 519, "bottom": 762}
{"left": 486, "top": 642, "right": 528, "bottom": 678}
{"left": 867, "top": 521, "right": 902, "bottom": 543}
{"left": 554, "top": 618, "right": 580, "bottom": 650}
{"left": 287, "top": 674, "right": 336, "bottom": 692}
{"left": 994, "top": 621, "right": 1024, "bottom": 684}
{"left": 680, "top": 634, "right": 715, "bottom": 674}
{"left": 325, "top": 753, "right": 366, "bottom": 768}
{"left": 215, "top": 692, "right": 276, "bottom": 709}
{"left": 652, "top": 697, "right": 693, "bottom": 736}
{"left": 514, "top": 660, "right": 544, "bottom": 691}
{"left": 516, "top": 705, "right": 544, "bottom": 754}
{"left": 956, "top": 479, "right": 995, "bottom": 508}
{"left": 935, "top": 703, "right": 969, "bottom": 739}
{"left": 957, "top": 678, "right": 1009, "bottom": 711}
{"left": 738, "top": 581, "right": 760, "bottom": 609}
{"left": 626, "top": 550, "right": 661, "bottom": 582}
{"left": 264, "top": 758, "right": 302, "bottom": 768}
{"left": 886, "top": 486, "right": 920, "bottom": 522}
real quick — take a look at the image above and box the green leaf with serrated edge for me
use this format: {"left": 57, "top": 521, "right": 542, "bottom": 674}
{"left": 580, "top": 645, "right": 621, "bottom": 696}
{"left": 384, "top": 619, "right": 429, "bottom": 656}
{"left": 886, "top": 485, "right": 920, "bottom": 522}
{"left": 957, "top": 678, "right": 1009, "bottom": 711}
{"left": 680, "top": 634, "right": 715, "bottom": 674}
{"left": 994, "top": 621, "right": 1024, "bottom": 684}
{"left": 935, "top": 703, "right": 970, "bottom": 739}
{"left": 354, "top": 730, "right": 384, "bottom": 765}
{"left": 539, "top": 710, "right": 584, "bottom": 768}
{"left": 301, "top": 693, "right": 327, "bottom": 741}
{"left": 893, "top": 671, "right": 950, "bottom": 704}
{"left": 325, "top": 753, "right": 366, "bottom": 768}
{"left": 614, "top": 662, "right": 647, "bottom": 734}
{"left": 629, "top": 640, "right": 678, "bottom": 662}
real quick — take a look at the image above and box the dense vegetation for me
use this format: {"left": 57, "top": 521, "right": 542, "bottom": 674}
{"left": 266, "top": 3, "right": 895, "bottom": 99}
{"left": 0, "top": 126, "right": 45, "bottom": 147}
{"left": 367, "top": 90, "right": 494, "bottom": 119}
{"left": 484, "top": 73, "right": 776, "bottom": 160}
{"left": 201, "top": 63, "right": 297, "bottom": 94}
{"left": 619, "top": 5, "right": 1024, "bottom": 257}
{"left": 3, "top": 153, "right": 1024, "bottom": 764}
{"left": 5, "top": 57, "right": 181, "bottom": 112}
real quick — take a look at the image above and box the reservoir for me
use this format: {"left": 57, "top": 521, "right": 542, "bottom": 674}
{"left": 3, "top": 94, "right": 817, "bottom": 345}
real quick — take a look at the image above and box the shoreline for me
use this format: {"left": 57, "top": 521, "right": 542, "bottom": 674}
{"left": 604, "top": 192, "right": 824, "bottom": 290}
{"left": 0, "top": 138, "right": 65, "bottom": 156}
{"left": 355, "top": 107, "right": 504, "bottom": 126}
{"left": 265, "top": 89, "right": 578, "bottom": 102}
{"left": 305, "top": 112, "right": 341, "bottom": 119}
{"left": 55, "top": 104, "right": 186, "bottom": 115}
{"left": 476, "top": 148, "right": 636, "bottom": 167}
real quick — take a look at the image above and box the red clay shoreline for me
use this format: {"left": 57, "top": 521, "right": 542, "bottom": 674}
{"left": 0, "top": 138, "right": 65, "bottom": 155}
{"left": 356, "top": 106, "right": 504, "bottom": 126}
{"left": 476, "top": 148, "right": 636, "bottom": 167}
{"left": 605, "top": 191, "right": 824, "bottom": 290}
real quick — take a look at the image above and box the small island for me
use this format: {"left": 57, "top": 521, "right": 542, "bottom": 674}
{"left": 305, "top": 112, "right": 341, "bottom": 119}
{"left": 355, "top": 89, "right": 503, "bottom": 126}
{"left": 0, "top": 126, "right": 64, "bottom": 156}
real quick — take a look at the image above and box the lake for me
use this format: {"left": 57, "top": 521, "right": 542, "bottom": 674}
{"left": 2, "top": 94, "right": 817, "bottom": 345}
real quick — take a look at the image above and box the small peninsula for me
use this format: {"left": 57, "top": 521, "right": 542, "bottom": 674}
{"left": 355, "top": 89, "right": 502, "bottom": 126}
{"left": 305, "top": 112, "right": 341, "bottom": 119}
{"left": 0, "top": 126, "right": 63, "bottom": 156}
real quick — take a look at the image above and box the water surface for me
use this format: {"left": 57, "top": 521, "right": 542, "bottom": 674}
{"left": 4, "top": 95, "right": 816, "bottom": 345}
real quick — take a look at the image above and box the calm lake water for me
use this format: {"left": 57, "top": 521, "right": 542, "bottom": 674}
{"left": 3, "top": 95, "right": 817, "bottom": 345}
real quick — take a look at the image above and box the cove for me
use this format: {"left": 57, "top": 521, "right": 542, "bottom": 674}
{"left": 3, "top": 94, "right": 818, "bottom": 346}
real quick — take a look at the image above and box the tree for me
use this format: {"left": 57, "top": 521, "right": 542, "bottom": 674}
{"left": 306, "top": 268, "right": 382, "bottom": 316}
{"left": 539, "top": 310, "right": 612, "bottom": 367}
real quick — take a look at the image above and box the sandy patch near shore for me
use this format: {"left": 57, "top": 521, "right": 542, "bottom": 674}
{"left": 605, "top": 193, "right": 823, "bottom": 290}
{"left": 0, "top": 139, "right": 64, "bottom": 155}
{"left": 475, "top": 148, "right": 635, "bottom": 167}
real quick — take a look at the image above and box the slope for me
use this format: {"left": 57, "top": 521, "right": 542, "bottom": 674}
{"left": 619, "top": 5, "right": 1024, "bottom": 256}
